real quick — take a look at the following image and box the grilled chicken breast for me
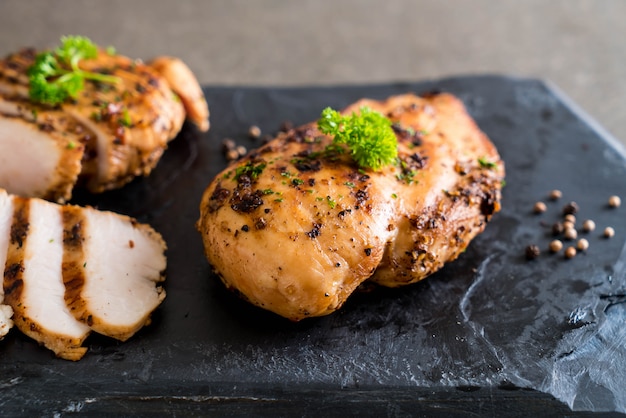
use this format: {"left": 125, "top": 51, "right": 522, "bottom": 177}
{"left": 197, "top": 93, "right": 504, "bottom": 321}
{"left": 0, "top": 47, "right": 209, "bottom": 202}
{"left": 1, "top": 188, "right": 167, "bottom": 360}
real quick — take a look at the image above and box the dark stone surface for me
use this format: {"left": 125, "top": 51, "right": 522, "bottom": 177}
{"left": 1, "top": 76, "right": 626, "bottom": 415}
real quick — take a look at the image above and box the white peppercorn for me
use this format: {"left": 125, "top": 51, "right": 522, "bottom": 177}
{"left": 533, "top": 201, "right": 547, "bottom": 214}
{"left": 577, "top": 238, "right": 589, "bottom": 251}
{"left": 236, "top": 145, "right": 247, "bottom": 157}
{"left": 549, "top": 239, "right": 563, "bottom": 253}
{"left": 608, "top": 195, "right": 621, "bottom": 208}
{"left": 564, "top": 246, "right": 577, "bottom": 259}
{"left": 564, "top": 214, "right": 576, "bottom": 224}
{"left": 582, "top": 219, "right": 596, "bottom": 232}
{"left": 248, "top": 125, "right": 262, "bottom": 139}
{"left": 549, "top": 190, "right": 562, "bottom": 200}
{"left": 563, "top": 220, "right": 575, "bottom": 230}
{"left": 563, "top": 227, "right": 578, "bottom": 240}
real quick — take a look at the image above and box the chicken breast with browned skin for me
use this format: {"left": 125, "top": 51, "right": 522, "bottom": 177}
{"left": 0, "top": 47, "right": 209, "bottom": 202}
{"left": 197, "top": 93, "right": 504, "bottom": 321}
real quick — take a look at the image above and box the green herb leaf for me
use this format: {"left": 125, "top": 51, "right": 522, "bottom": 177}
{"left": 478, "top": 157, "right": 497, "bottom": 169}
{"left": 28, "top": 35, "right": 120, "bottom": 105}
{"left": 234, "top": 161, "right": 267, "bottom": 181}
{"left": 317, "top": 106, "right": 398, "bottom": 170}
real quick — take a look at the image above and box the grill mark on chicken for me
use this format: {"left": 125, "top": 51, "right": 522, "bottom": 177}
{"left": 198, "top": 93, "right": 504, "bottom": 320}
{"left": 8, "top": 196, "right": 29, "bottom": 249}
{"left": 61, "top": 206, "right": 88, "bottom": 318}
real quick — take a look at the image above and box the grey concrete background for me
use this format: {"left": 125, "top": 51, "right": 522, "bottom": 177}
{"left": 1, "top": 0, "right": 625, "bottom": 144}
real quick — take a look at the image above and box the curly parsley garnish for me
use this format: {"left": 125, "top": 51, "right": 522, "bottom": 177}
{"left": 28, "top": 35, "right": 120, "bottom": 105}
{"left": 318, "top": 106, "right": 398, "bottom": 171}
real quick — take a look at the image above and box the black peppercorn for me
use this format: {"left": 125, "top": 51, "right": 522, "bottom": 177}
{"left": 552, "top": 222, "right": 564, "bottom": 236}
{"left": 525, "top": 244, "right": 541, "bottom": 260}
{"left": 562, "top": 201, "right": 579, "bottom": 215}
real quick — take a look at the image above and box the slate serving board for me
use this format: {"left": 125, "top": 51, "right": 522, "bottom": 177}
{"left": 1, "top": 76, "right": 626, "bottom": 416}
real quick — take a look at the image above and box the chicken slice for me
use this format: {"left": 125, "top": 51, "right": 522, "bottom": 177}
{"left": 150, "top": 56, "right": 210, "bottom": 132}
{"left": 0, "top": 98, "right": 86, "bottom": 203}
{"left": 62, "top": 204, "right": 167, "bottom": 341}
{"left": 3, "top": 194, "right": 90, "bottom": 360}
{"left": 197, "top": 93, "right": 504, "bottom": 321}
{"left": 0, "top": 189, "right": 14, "bottom": 338}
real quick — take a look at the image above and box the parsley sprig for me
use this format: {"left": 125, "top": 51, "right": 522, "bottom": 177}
{"left": 318, "top": 106, "right": 398, "bottom": 171}
{"left": 28, "top": 35, "right": 120, "bottom": 105}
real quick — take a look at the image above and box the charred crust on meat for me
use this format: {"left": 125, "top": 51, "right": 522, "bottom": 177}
{"left": 407, "top": 152, "right": 427, "bottom": 169}
{"left": 38, "top": 122, "right": 55, "bottom": 132}
{"left": 255, "top": 218, "right": 267, "bottom": 230}
{"left": 147, "top": 77, "right": 160, "bottom": 87}
{"left": 10, "top": 199, "right": 29, "bottom": 248}
{"left": 293, "top": 158, "right": 322, "bottom": 173}
{"left": 480, "top": 190, "right": 499, "bottom": 218}
{"left": 392, "top": 123, "right": 424, "bottom": 146}
{"left": 354, "top": 189, "right": 369, "bottom": 207}
{"left": 230, "top": 189, "right": 264, "bottom": 213}
{"left": 63, "top": 222, "right": 83, "bottom": 247}
{"left": 62, "top": 208, "right": 85, "bottom": 248}
{"left": 4, "top": 264, "right": 24, "bottom": 286}
{"left": 306, "top": 223, "right": 322, "bottom": 239}
{"left": 208, "top": 183, "right": 231, "bottom": 213}
{"left": 338, "top": 208, "right": 352, "bottom": 219}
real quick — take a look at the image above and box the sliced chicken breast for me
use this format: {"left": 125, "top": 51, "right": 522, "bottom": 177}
{"left": 62, "top": 205, "right": 167, "bottom": 341}
{"left": 1, "top": 188, "right": 167, "bottom": 358}
{"left": 0, "top": 45, "right": 208, "bottom": 202}
{"left": 3, "top": 195, "right": 90, "bottom": 360}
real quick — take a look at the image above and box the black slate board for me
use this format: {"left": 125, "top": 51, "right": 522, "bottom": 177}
{"left": 1, "top": 76, "right": 626, "bottom": 416}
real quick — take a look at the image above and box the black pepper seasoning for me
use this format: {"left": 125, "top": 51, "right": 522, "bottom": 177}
{"left": 562, "top": 202, "right": 579, "bottom": 215}
{"left": 525, "top": 244, "right": 541, "bottom": 260}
